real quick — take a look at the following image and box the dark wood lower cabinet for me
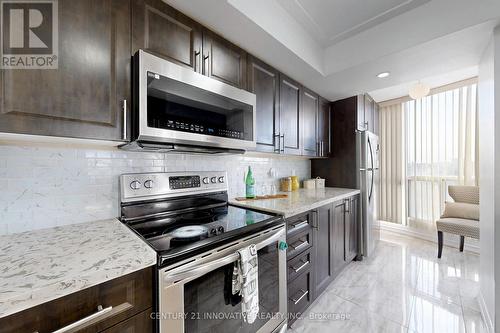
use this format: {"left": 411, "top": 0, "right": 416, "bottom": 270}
{"left": 286, "top": 194, "right": 360, "bottom": 324}
{"left": 0, "top": 267, "right": 153, "bottom": 333}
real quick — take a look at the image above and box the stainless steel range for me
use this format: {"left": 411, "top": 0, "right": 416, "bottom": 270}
{"left": 120, "top": 171, "right": 287, "bottom": 333}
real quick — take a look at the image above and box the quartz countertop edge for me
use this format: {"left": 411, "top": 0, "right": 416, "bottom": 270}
{"left": 229, "top": 187, "right": 361, "bottom": 217}
{"left": 0, "top": 218, "right": 157, "bottom": 319}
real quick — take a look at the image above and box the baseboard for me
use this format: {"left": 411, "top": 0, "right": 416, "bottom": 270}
{"left": 379, "top": 220, "right": 480, "bottom": 254}
{"left": 478, "top": 291, "right": 494, "bottom": 332}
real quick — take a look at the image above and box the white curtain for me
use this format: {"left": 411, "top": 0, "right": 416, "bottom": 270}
{"left": 379, "top": 103, "right": 406, "bottom": 224}
{"left": 379, "top": 82, "right": 478, "bottom": 229}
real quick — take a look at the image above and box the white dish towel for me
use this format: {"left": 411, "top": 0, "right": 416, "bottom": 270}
{"left": 232, "top": 244, "right": 259, "bottom": 324}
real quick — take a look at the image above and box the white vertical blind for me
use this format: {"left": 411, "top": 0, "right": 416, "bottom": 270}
{"left": 379, "top": 81, "right": 478, "bottom": 228}
{"left": 405, "top": 84, "right": 478, "bottom": 228}
{"left": 379, "top": 103, "right": 406, "bottom": 224}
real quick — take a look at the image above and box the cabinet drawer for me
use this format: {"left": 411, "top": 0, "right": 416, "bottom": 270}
{"left": 0, "top": 267, "right": 153, "bottom": 333}
{"left": 287, "top": 248, "right": 312, "bottom": 282}
{"left": 287, "top": 226, "right": 313, "bottom": 259}
{"left": 288, "top": 269, "right": 313, "bottom": 325}
{"left": 102, "top": 308, "right": 153, "bottom": 333}
{"left": 286, "top": 213, "right": 312, "bottom": 235}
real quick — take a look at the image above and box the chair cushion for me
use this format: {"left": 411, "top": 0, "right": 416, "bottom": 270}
{"left": 441, "top": 202, "right": 479, "bottom": 220}
{"left": 448, "top": 186, "right": 479, "bottom": 204}
{"left": 436, "top": 218, "right": 480, "bottom": 239}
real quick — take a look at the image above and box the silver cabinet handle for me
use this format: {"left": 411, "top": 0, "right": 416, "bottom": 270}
{"left": 203, "top": 53, "right": 210, "bottom": 76}
{"left": 291, "top": 240, "right": 309, "bottom": 252}
{"left": 344, "top": 199, "right": 350, "bottom": 213}
{"left": 193, "top": 49, "right": 201, "bottom": 72}
{"left": 292, "top": 260, "right": 309, "bottom": 273}
{"left": 290, "top": 220, "right": 308, "bottom": 230}
{"left": 122, "top": 99, "right": 127, "bottom": 140}
{"left": 52, "top": 305, "right": 113, "bottom": 333}
{"left": 280, "top": 134, "right": 285, "bottom": 153}
{"left": 274, "top": 133, "right": 281, "bottom": 153}
{"left": 291, "top": 289, "right": 309, "bottom": 305}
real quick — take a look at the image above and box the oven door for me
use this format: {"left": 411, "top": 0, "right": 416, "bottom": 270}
{"left": 136, "top": 50, "right": 256, "bottom": 151}
{"left": 158, "top": 225, "right": 287, "bottom": 333}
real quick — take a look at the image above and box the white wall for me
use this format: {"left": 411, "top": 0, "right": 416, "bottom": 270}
{"left": 478, "top": 26, "right": 500, "bottom": 331}
{"left": 0, "top": 143, "right": 310, "bottom": 235}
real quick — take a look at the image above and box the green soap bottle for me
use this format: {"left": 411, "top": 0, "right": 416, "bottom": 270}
{"left": 245, "top": 166, "right": 255, "bottom": 199}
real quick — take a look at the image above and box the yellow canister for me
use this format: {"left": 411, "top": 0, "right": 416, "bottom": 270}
{"left": 280, "top": 177, "right": 292, "bottom": 192}
{"left": 291, "top": 176, "right": 299, "bottom": 191}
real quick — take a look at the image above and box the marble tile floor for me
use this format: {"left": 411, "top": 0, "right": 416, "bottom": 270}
{"left": 288, "top": 231, "right": 486, "bottom": 333}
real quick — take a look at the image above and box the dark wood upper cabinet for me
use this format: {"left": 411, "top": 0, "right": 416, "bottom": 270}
{"left": 373, "top": 102, "right": 380, "bottom": 135}
{"left": 132, "top": 0, "right": 203, "bottom": 72}
{"left": 202, "top": 30, "right": 247, "bottom": 89}
{"left": 247, "top": 56, "right": 280, "bottom": 153}
{"left": 279, "top": 74, "right": 302, "bottom": 155}
{"left": 364, "top": 93, "right": 375, "bottom": 132}
{"left": 301, "top": 88, "right": 318, "bottom": 157}
{"left": 318, "top": 97, "right": 331, "bottom": 157}
{"left": 0, "top": 0, "right": 131, "bottom": 141}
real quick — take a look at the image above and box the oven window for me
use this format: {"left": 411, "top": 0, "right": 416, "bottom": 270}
{"left": 147, "top": 72, "right": 253, "bottom": 141}
{"left": 184, "top": 244, "right": 279, "bottom": 333}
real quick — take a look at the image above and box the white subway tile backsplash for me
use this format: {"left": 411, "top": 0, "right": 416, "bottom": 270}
{"left": 0, "top": 144, "right": 310, "bottom": 234}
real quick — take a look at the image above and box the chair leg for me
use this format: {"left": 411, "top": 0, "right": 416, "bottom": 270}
{"left": 459, "top": 236, "right": 465, "bottom": 252}
{"left": 437, "top": 231, "right": 443, "bottom": 258}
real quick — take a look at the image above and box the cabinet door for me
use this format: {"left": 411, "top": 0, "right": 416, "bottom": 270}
{"left": 373, "top": 102, "right": 380, "bottom": 135}
{"left": 279, "top": 74, "right": 302, "bottom": 155}
{"left": 345, "top": 196, "right": 359, "bottom": 262}
{"left": 318, "top": 97, "right": 331, "bottom": 157}
{"left": 364, "top": 94, "right": 375, "bottom": 132}
{"left": 247, "top": 56, "right": 279, "bottom": 153}
{"left": 202, "top": 30, "right": 247, "bottom": 89}
{"left": 0, "top": 0, "right": 130, "bottom": 141}
{"left": 132, "top": 0, "right": 203, "bottom": 72}
{"left": 332, "top": 200, "right": 346, "bottom": 277}
{"left": 301, "top": 88, "right": 318, "bottom": 156}
{"left": 313, "top": 204, "right": 334, "bottom": 297}
{"left": 356, "top": 95, "right": 366, "bottom": 131}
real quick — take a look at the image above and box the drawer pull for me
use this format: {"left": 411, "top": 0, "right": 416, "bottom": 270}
{"left": 52, "top": 305, "right": 113, "bottom": 333}
{"left": 291, "top": 240, "right": 309, "bottom": 252}
{"left": 291, "top": 221, "right": 308, "bottom": 230}
{"left": 291, "top": 289, "right": 309, "bottom": 305}
{"left": 292, "top": 260, "right": 309, "bottom": 273}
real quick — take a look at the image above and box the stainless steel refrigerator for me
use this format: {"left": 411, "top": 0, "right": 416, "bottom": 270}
{"left": 358, "top": 131, "right": 380, "bottom": 257}
{"left": 311, "top": 129, "right": 380, "bottom": 258}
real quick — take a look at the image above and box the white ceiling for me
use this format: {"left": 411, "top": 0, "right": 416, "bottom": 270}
{"left": 164, "top": 0, "right": 500, "bottom": 102}
{"left": 276, "top": 0, "right": 431, "bottom": 46}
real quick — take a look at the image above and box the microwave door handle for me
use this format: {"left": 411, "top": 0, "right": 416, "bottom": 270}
{"left": 164, "top": 227, "right": 284, "bottom": 282}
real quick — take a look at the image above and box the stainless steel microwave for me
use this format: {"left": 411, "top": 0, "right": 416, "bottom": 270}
{"left": 121, "top": 50, "right": 257, "bottom": 154}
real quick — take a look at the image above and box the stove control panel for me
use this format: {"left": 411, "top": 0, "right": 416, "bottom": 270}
{"left": 120, "top": 171, "right": 228, "bottom": 203}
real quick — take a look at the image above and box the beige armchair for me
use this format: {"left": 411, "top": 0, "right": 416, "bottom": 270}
{"left": 436, "top": 186, "right": 479, "bottom": 258}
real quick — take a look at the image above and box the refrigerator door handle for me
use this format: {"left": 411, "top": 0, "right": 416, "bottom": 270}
{"left": 368, "top": 137, "right": 374, "bottom": 202}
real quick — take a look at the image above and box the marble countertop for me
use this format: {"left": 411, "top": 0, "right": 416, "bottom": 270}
{"left": 0, "top": 219, "right": 157, "bottom": 318}
{"left": 229, "top": 187, "right": 361, "bottom": 217}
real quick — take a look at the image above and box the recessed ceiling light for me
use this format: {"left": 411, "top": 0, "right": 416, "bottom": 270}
{"left": 377, "top": 72, "right": 390, "bottom": 78}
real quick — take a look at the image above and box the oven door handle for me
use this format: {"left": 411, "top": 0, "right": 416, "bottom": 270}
{"left": 164, "top": 227, "right": 285, "bottom": 282}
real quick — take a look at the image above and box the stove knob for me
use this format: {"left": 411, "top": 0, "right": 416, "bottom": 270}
{"left": 218, "top": 176, "right": 225, "bottom": 183}
{"left": 217, "top": 226, "right": 224, "bottom": 233}
{"left": 210, "top": 228, "right": 217, "bottom": 235}
{"left": 144, "top": 179, "right": 154, "bottom": 189}
{"left": 202, "top": 177, "right": 210, "bottom": 184}
{"left": 130, "top": 180, "right": 141, "bottom": 190}
{"left": 210, "top": 177, "right": 217, "bottom": 184}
